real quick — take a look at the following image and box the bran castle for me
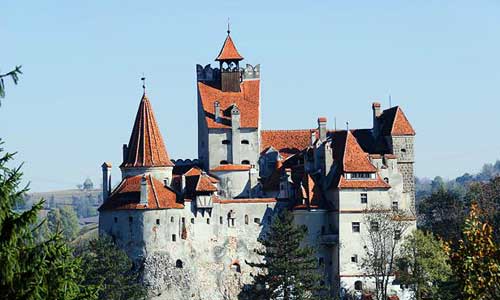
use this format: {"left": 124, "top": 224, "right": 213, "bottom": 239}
{"left": 98, "top": 30, "right": 417, "bottom": 300}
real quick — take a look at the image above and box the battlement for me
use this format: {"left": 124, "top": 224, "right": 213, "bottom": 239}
{"left": 196, "top": 64, "right": 260, "bottom": 83}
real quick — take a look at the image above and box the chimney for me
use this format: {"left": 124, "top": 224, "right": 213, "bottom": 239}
{"left": 318, "top": 117, "right": 327, "bottom": 141}
{"left": 140, "top": 175, "right": 148, "bottom": 206}
{"left": 101, "top": 162, "right": 112, "bottom": 202}
{"left": 214, "top": 101, "right": 220, "bottom": 123}
{"left": 181, "top": 174, "right": 186, "bottom": 194}
{"left": 122, "top": 144, "right": 128, "bottom": 162}
{"left": 372, "top": 102, "right": 382, "bottom": 136}
{"left": 248, "top": 165, "right": 258, "bottom": 197}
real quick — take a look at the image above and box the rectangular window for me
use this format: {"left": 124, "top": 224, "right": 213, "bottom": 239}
{"left": 395, "top": 229, "right": 402, "bottom": 240}
{"left": 254, "top": 218, "right": 261, "bottom": 224}
{"left": 351, "top": 173, "right": 372, "bottom": 179}
{"left": 170, "top": 216, "right": 174, "bottom": 223}
{"left": 172, "top": 234, "right": 176, "bottom": 242}
{"left": 352, "top": 222, "right": 360, "bottom": 233}
{"left": 207, "top": 218, "right": 210, "bottom": 225}
{"left": 370, "top": 221, "right": 379, "bottom": 232}
{"left": 219, "top": 216, "right": 223, "bottom": 225}
{"left": 191, "top": 218, "right": 195, "bottom": 224}
{"left": 351, "top": 254, "right": 358, "bottom": 263}
{"left": 392, "top": 201, "right": 399, "bottom": 211}
{"left": 360, "top": 193, "right": 368, "bottom": 204}
{"left": 181, "top": 217, "right": 185, "bottom": 224}
{"left": 156, "top": 219, "right": 160, "bottom": 225}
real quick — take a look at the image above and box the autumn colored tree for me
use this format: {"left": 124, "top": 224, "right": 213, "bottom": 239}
{"left": 444, "top": 203, "right": 500, "bottom": 300}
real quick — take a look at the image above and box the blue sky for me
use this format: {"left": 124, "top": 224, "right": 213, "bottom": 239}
{"left": 1, "top": 1, "right": 499, "bottom": 192}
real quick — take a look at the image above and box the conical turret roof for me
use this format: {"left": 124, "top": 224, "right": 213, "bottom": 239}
{"left": 215, "top": 34, "right": 244, "bottom": 61}
{"left": 121, "top": 93, "right": 174, "bottom": 168}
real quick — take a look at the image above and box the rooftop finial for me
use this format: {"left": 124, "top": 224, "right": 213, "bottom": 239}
{"left": 346, "top": 121, "right": 349, "bottom": 131}
{"left": 141, "top": 74, "right": 146, "bottom": 94}
{"left": 227, "top": 17, "right": 231, "bottom": 35}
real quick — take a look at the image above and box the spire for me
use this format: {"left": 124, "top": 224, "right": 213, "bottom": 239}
{"left": 215, "top": 30, "right": 244, "bottom": 61}
{"left": 121, "top": 90, "right": 174, "bottom": 168}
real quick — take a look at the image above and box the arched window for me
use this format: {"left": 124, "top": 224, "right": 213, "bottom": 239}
{"left": 231, "top": 262, "right": 241, "bottom": 273}
{"left": 222, "top": 140, "right": 230, "bottom": 145}
{"left": 354, "top": 280, "right": 363, "bottom": 291}
{"left": 384, "top": 177, "right": 389, "bottom": 183}
{"left": 176, "top": 259, "right": 183, "bottom": 268}
{"left": 401, "top": 148, "right": 407, "bottom": 153}
{"left": 170, "top": 216, "right": 174, "bottom": 223}
{"left": 220, "top": 160, "right": 229, "bottom": 165}
{"left": 241, "top": 160, "right": 250, "bottom": 165}
{"left": 245, "top": 215, "right": 249, "bottom": 225}
{"left": 241, "top": 140, "right": 249, "bottom": 145}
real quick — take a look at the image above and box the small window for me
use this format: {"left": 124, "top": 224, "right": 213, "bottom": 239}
{"left": 231, "top": 262, "right": 241, "bottom": 273}
{"left": 207, "top": 218, "right": 210, "bottom": 224}
{"left": 384, "top": 177, "right": 390, "bottom": 183}
{"left": 370, "top": 221, "right": 379, "bottom": 232}
{"left": 114, "top": 217, "right": 117, "bottom": 223}
{"left": 354, "top": 280, "right": 363, "bottom": 291}
{"left": 401, "top": 148, "right": 407, "bottom": 153}
{"left": 191, "top": 218, "right": 195, "bottom": 224}
{"left": 170, "top": 216, "right": 174, "bottom": 223}
{"left": 220, "top": 160, "right": 229, "bottom": 165}
{"left": 245, "top": 215, "right": 249, "bottom": 225}
{"left": 352, "top": 222, "right": 360, "bottom": 233}
{"left": 156, "top": 219, "right": 160, "bottom": 225}
{"left": 181, "top": 217, "right": 185, "bottom": 224}
{"left": 351, "top": 173, "right": 372, "bottom": 179}
{"left": 128, "top": 216, "right": 133, "bottom": 223}
{"left": 176, "top": 259, "right": 183, "bottom": 268}
{"left": 241, "top": 140, "right": 249, "bottom": 145}
{"left": 395, "top": 229, "right": 402, "bottom": 240}
{"left": 222, "top": 140, "right": 230, "bottom": 145}
{"left": 172, "top": 234, "right": 177, "bottom": 242}
{"left": 220, "top": 216, "right": 223, "bottom": 224}
{"left": 241, "top": 160, "right": 250, "bottom": 165}
{"left": 351, "top": 254, "right": 358, "bottom": 263}
{"left": 254, "top": 218, "right": 261, "bottom": 224}
{"left": 360, "top": 193, "right": 368, "bottom": 204}
{"left": 392, "top": 201, "right": 399, "bottom": 211}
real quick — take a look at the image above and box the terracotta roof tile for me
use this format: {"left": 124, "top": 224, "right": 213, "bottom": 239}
{"left": 379, "top": 106, "right": 415, "bottom": 136}
{"left": 215, "top": 34, "right": 243, "bottom": 61}
{"left": 333, "top": 131, "right": 377, "bottom": 173}
{"left": 198, "top": 80, "right": 260, "bottom": 129}
{"left": 99, "top": 174, "right": 182, "bottom": 210}
{"left": 337, "top": 174, "right": 390, "bottom": 189}
{"left": 196, "top": 175, "right": 218, "bottom": 192}
{"left": 261, "top": 129, "right": 316, "bottom": 159}
{"left": 121, "top": 93, "right": 174, "bottom": 168}
{"left": 210, "top": 164, "right": 251, "bottom": 172}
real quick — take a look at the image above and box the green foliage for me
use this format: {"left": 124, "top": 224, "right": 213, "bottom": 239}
{"left": 47, "top": 205, "right": 80, "bottom": 241}
{"left": 77, "top": 236, "right": 147, "bottom": 300}
{"left": 417, "top": 189, "right": 465, "bottom": 243}
{"left": 444, "top": 203, "right": 500, "bottom": 300}
{"left": 397, "top": 230, "right": 451, "bottom": 300}
{"left": 243, "top": 210, "right": 327, "bottom": 300}
{"left": 0, "top": 141, "right": 98, "bottom": 300}
{"left": 0, "top": 66, "right": 22, "bottom": 100}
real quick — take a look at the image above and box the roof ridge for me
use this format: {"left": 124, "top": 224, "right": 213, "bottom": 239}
{"left": 148, "top": 174, "right": 160, "bottom": 208}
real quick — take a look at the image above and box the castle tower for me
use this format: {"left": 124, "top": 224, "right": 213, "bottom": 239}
{"left": 196, "top": 29, "right": 261, "bottom": 198}
{"left": 120, "top": 91, "right": 175, "bottom": 183}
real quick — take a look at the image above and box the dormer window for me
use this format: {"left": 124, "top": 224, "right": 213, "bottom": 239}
{"left": 220, "top": 160, "right": 229, "bottom": 165}
{"left": 348, "top": 173, "right": 375, "bottom": 180}
{"left": 241, "top": 160, "right": 250, "bottom": 165}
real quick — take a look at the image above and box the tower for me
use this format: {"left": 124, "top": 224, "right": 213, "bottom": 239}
{"left": 216, "top": 29, "right": 244, "bottom": 92}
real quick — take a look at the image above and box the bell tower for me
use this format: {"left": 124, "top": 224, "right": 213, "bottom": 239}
{"left": 215, "top": 28, "right": 244, "bottom": 92}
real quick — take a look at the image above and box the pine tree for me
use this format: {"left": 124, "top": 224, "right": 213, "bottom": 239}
{"left": 243, "top": 209, "right": 327, "bottom": 300}
{"left": 0, "top": 66, "right": 22, "bottom": 100}
{"left": 0, "top": 141, "right": 99, "bottom": 300}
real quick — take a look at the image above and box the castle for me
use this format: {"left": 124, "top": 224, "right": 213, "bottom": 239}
{"left": 98, "top": 29, "right": 417, "bottom": 300}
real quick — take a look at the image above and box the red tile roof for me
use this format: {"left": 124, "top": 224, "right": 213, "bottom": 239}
{"left": 99, "top": 174, "right": 182, "bottom": 210}
{"left": 198, "top": 80, "right": 260, "bottom": 129}
{"left": 333, "top": 131, "right": 377, "bottom": 173}
{"left": 121, "top": 93, "right": 174, "bottom": 168}
{"left": 337, "top": 174, "right": 390, "bottom": 189}
{"left": 379, "top": 106, "right": 415, "bottom": 136}
{"left": 215, "top": 34, "right": 244, "bottom": 61}
{"left": 261, "top": 129, "right": 315, "bottom": 159}
{"left": 210, "top": 164, "right": 251, "bottom": 172}
{"left": 196, "top": 175, "right": 218, "bottom": 192}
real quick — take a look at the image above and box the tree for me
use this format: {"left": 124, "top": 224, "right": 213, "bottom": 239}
{"left": 78, "top": 236, "right": 147, "bottom": 300}
{"left": 0, "top": 65, "right": 22, "bottom": 100}
{"left": 444, "top": 203, "right": 500, "bottom": 300}
{"left": 0, "top": 142, "right": 98, "bottom": 299}
{"left": 396, "top": 230, "right": 451, "bottom": 300}
{"left": 361, "top": 207, "right": 413, "bottom": 300}
{"left": 465, "top": 178, "right": 500, "bottom": 242}
{"left": 417, "top": 189, "right": 465, "bottom": 243}
{"left": 47, "top": 205, "right": 80, "bottom": 241}
{"left": 243, "top": 210, "right": 327, "bottom": 300}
